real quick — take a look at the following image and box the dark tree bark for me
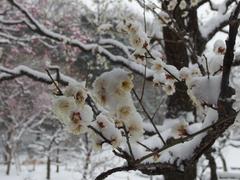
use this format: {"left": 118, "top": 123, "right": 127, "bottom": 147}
{"left": 162, "top": 1, "right": 208, "bottom": 179}
{"left": 163, "top": 4, "right": 195, "bottom": 118}
{"left": 56, "top": 148, "right": 60, "bottom": 173}
{"left": 5, "top": 146, "right": 12, "bottom": 175}
{"left": 47, "top": 156, "right": 51, "bottom": 180}
{"left": 5, "top": 131, "right": 13, "bottom": 175}
{"left": 205, "top": 149, "right": 218, "bottom": 180}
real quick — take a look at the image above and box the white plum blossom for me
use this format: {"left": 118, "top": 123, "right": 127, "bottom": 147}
{"left": 189, "top": 65, "right": 201, "bottom": 77}
{"left": 129, "top": 30, "right": 149, "bottom": 50}
{"left": 93, "top": 69, "right": 144, "bottom": 141}
{"left": 213, "top": 39, "right": 226, "bottom": 55}
{"left": 117, "top": 18, "right": 149, "bottom": 64}
{"left": 179, "top": 67, "right": 191, "bottom": 81}
{"left": 93, "top": 68, "right": 134, "bottom": 109}
{"left": 94, "top": 113, "right": 123, "bottom": 148}
{"left": 187, "top": 88, "right": 202, "bottom": 108}
{"left": 167, "top": 0, "right": 177, "bottom": 11}
{"left": 171, "top": 120, "right": 189, "bottom": 138}
{"left": 64, "top": 83, "right": 88, "bottom": 106}
{"left": 188, "top": 75, "right": 221, "bottom": 105}
{"left": 126, "top": 113, "right": 144, "bottom": 140}
{"left": 67, "top": 105, "right": 93, "bottom": 135}
{"left": 52, "top": 83, "right": 93, "bottom": 135}
{"left": 208, "top": 54, "right": 223, "bottom": 75}
{"left": 116, "top": 104, "right": 136, "bottom": 125}
{"left": 53, "top": 96, "right": 76, "bottom": 121}
{"left": 190, "top": 0, "right": 198, "bottom": 7}
{"left": 179, "top": 0, "right": 187, "bottom": 10}
{"left": 162, "top": 82, "right": 176, "bottom": 95}
{"left": 151, "top": 58, "right": 166, "bottom": 73}
{"left": 165, "top": 64, "right": 180, "bottom": 82}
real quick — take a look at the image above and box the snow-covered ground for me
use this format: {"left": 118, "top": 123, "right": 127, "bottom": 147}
{"left": 1, "top": 145, "right": 239, "bottom": 180}
{"left": 0, "top": 164, "right": 163, "bottom": 180}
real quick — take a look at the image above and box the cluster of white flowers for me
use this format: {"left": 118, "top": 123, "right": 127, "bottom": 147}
{"left": 53, "top": 83, "right": 93, "bottom": 135}
{"left": 93, "top": 68, "right": 144, "bottom": 141}
{"left": 91, "top": 113, "right": 123, "bottom": 150}
{"left": 151, "top": 59, "right": 179, "bottom": 95}
{"left": 179, "top": 65, "right": 203, "bottom": 108}
{"left": 117, "top": 18, "right": 149, "bottom": 64}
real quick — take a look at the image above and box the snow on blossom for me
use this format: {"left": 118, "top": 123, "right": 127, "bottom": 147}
{"left": 164, "top": 64, "right": 180, "bottom": 82}
{"left": 93, "top": 68, "right": 134, "bottom": 108}
{"left": 208, "top": 53, "right": 223, "bottom": 75}
{"left": 127, "top": 113, "right": 144, "bottom": 140}
{"left": 171, "top": 120, "right": 189, "bottom": 138}
{"left": 93, "top": 113, "right": 123, "bottom": 148}
{"left": 189, "top": 64, "right": 201, "bottom": 77}
{"left": 153, "top": 73, "right": 166, "bottom": 86}
{"left": 189, "top": 75, "right": 221, "bottom": 105}
{"left": 53, "top": 96, "right": 76, "bottom": 121}
{"left": 151, "top": 58, "right": 166, "bottom": 73}
{"left": 93, "top": 69, "right": 144, "bottom": 141}
{"left": 202, "top": 108, "right": 218, "bottom": 128}
{"left": 213, "top": 39, "right": 226, "bottom": 55}
{"left": 67, "top": 105, "right": 93, "bottom": 135}
{"left": 187, "top": 89, "right": 202, "bottom": 108}
{"left": 52, "top": 82, "right": 94, "bottom": 135}
{"left": 158, "top": 11, "right": 171, "bottom": 25}
{"left": 129, "top": 31, "right": 149, "bottom": 50}
{"left": 115, "top": 104, "right": 136, "bottom": 125}
{"left": 117, "top": 18, "right": 149, "bottom": 64}
{"left": 179, "top": 67, "right": 191, "bottom": 81}
{"left": 64, "top": 83, "right": 88, "bottom": 106}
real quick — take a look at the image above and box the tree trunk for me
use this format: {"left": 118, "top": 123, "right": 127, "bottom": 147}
{"left": 82, "top": 134, "right": 92, "bottom": 180}
{"left": 56, "top": 148, "right": 60, "bottom": 173}
{"left": 205, "top": 149, "right": 218, "bottom": 180}
{"left": 5, "top": 131, "right": 13, "bottom": 175}
{"left": 47, "top": 156, "right": 51, "bottom": 180}
{"left": 5, "top": 146, "right": 12, "bottom": 175}
{"left": 162, "top": 2, "right": 203, "bottom": 179}
{"left": 162, "top": 4, "right": 193, "bottom": 118}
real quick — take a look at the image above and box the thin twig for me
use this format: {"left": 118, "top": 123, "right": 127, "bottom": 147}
{"left": 45, "top": 69, "right": 63, "bottom": 95}
{"left": 132, "top": 88, "right": 166, "bottom": 145}
{"left": 203, "top": 54, "right": 210, "bottom": 79}
{"left": 140, "top": 64, "right": 147, "bottom": 101}
{"left": 123, "top": 123, "right": 135, "bottom": 160}
{"left": 136, "top": 114, "right": 237, "bottom": 164}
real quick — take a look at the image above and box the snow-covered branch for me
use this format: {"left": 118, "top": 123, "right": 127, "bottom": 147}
{"left": 0, "top": 65, "right": 78, "bottom": 85}
{"left": 6, "top": 0, "right": 154, "bottom": 78}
